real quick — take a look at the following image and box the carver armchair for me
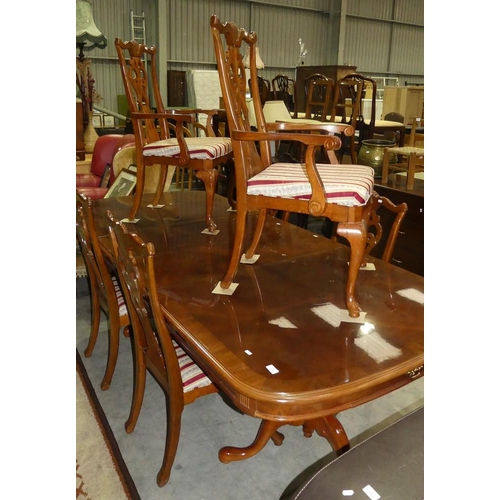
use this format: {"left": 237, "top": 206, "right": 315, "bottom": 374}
{"left": 115, "top": 38, "right": 233, "bottom": 232}
{"left": 210, "top": 16, "right": 375, "bottom": 317}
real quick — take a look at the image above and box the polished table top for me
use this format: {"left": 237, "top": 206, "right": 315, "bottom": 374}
{"left": 92, "top": 190, "right": 424, "bottom": 458}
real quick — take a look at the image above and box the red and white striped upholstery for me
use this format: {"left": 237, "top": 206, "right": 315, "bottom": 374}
{"left": 172, "top": 340, "right": 213, "bottom": 393}
{"left": 111, "top": 276, "right": 128, "bottom": 317}
{"left": 143, "top": 137, "right": 233, "bottom": 160}
{"left": 247, "top": 163, "right": 374, "bottom": 206}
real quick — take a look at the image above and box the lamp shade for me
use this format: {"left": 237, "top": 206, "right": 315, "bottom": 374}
{"left": 263, "top": 100, "right": 292, "bottom": 123}
{"left": 242, "top": 46, "right": 265, "bottom": 69}
{"left": 76, "top": 0, "right": 107, "bottom": 51}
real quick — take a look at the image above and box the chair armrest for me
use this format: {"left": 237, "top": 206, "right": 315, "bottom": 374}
{"left": 268, "top": 121, "right": 354, "bottom": 137}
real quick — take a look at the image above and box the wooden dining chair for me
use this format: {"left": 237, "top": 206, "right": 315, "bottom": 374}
{"left": 249, "top": 75, "right": 271, "bottom": 105}
{"left": 363, "top": 192, "right": 408, "bottom": 263}
{"left": 344, "top": 73, "right": 406, "bottom": 147}
{"left": 107, "top": 212, "right": 217, "bottom": 487}
{"left": 329, "top": 74, "right": 365, "bottom": 163}
{"left": 76, "top": 192, "right": 130, "bottom": 390}
{"left": 210, "top": 16, "right": 375, "bottom": 318}
{"left": 271, "top": 74, "right": 297, "bottom": 117}
{"left": 115, "top": 38, "right": 233, "bottom": 232}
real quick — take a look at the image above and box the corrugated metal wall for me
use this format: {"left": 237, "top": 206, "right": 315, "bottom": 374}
{"left": 79, "top": 0, "right": 423, "bottom": 113}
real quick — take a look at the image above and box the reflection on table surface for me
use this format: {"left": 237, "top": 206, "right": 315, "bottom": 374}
{"left": 92, "top": 190, "right": 423, "bottom": 457}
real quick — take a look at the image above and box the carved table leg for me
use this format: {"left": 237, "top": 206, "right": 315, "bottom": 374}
{"left": 303, "top": 415, "right": 350, "bottom": 456}
{"left": 218, "top": 420, "right": 285, "bottom": 463}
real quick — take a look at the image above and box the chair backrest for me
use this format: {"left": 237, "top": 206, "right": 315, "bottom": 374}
{"left": 249, "top": 76, "right": 271, "bottom": 105}
{"left": 107, "top": 212, "right": 184, "bottom": 396}
{"left": 330, "top": 74, "right": 364, "bottom": 125}
{"left": 90, "top": 134, "right": 125, "bottom": 178}
{"left": 271, "top": 74, "right": 297, "bottom": 116}
{"left": 303, "top": 73, "right": 332, "bottom": 120}
{"left": 365, "top": 192, "right": 408, "bottom": 263}
{"left": 115, "top": 38, "right": 173, "bottom": 148}
{"left": 211, "top": 16, "right": 273, "bottom": 183}
{"left": 76, "top": 192, "right": 122, "bottom": 316}
{"left": 343, "top": 73, "right": 378, "bottom": 126}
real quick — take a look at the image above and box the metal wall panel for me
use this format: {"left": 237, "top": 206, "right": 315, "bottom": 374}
{"left": 78, "top": 0, "right": 423, "bottom": 114}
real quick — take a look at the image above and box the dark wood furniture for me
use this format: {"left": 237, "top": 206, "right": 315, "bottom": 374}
{"left": 76, "top": 192, "right": 130, "bottom": 390}
{"left": 167, "top": 70, "right": 187, "bottom": 107}
{"left": 91, "top": 189, "right": 424, "bottom": 467}
{"left": 344, "top": 73, "right": 406, "bottom": 147}
{"left": 329, "top": 74, "right": 365, "bottom": 163}
{"left": 211, "top": 16, "right": 374, "bottom": 318}
{"left": 115, "top": 38, "right": 233, "bottom": 230}
{"left": 303, "top": 74, "right": 333, "bottom": 121}
{"left": 295, "top": 65, "right": 357, "bottom": 113}
{"left": 271, "top": 74, "right": 297, "bottom": 116}
{"left": 76, "top": 100, "right": 85, "bottom": 161}
{"left": 373, "top": 177, "right": 424, "bottom": 276}
{"left": 285, "top": 407, "right": 423, "bottom": 500}
{"left": 249, "top": 76, "right": 271, "bottom": 105}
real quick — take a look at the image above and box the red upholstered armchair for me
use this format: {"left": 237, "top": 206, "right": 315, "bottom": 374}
{"left": 77, "top": 134, "right": 135, "bottom": 199}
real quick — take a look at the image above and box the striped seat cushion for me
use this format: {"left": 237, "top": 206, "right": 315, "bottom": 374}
{"left": 143, "top": 137, "right": 233, "bottom": 159}
{"left": 172, "top": 340, "right": 213, "bottom": 392}
{"left": 111, "top": 276, "right": 128, "bottom": 317}
{"left": 247, "top": 163, "right": 374, "bottom": 206}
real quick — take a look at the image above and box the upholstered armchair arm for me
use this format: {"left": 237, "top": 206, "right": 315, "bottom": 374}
{"left": 231, "top": 129, "right": 343, "bottom": 216}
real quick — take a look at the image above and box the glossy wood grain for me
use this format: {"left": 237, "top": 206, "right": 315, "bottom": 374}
{"left": 92, "top": 191, "right": 423, "bottom": 460}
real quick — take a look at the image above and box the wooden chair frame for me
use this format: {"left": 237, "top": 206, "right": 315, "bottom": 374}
{"left": 115, "top": 38, "right": 233, "bottom": 231}
{"left": 76, "top": 192, "right": 130, "bottom": 390}
{"left": 107, "top": 213, "right": 218, "bottom": 487}
{"left": 271, "top": 74, "right": 297, "bottom": 117}
{"left": 211, "top": 15, "right": 374, "bottom": 318}
{"left": 329, "top": 74, "right": 365, "bottom": 163}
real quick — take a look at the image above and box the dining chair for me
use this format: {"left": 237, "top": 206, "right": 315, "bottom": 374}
{"left": 344, "top": 73, "right": 406, "bottom": 147}
{"left": 107, "top": 212, "right": 219, "bottom": 486}
{"left": 76, "top": 192, "right": 130, "bottom": 390}
{"left": 210, "top": 15, "right": 375, "bottom": 318}
{"left": 115, "top": 38, "right": 233, "bottom": 232}
{"left": 271, "top": 74, "right": 297, "bottom": 117}
{"left": 381, "top": 118, "right": 424, "bottom": 189}
{"left": 294, "top": 73, "right": 332, "bottom": 120}
{"left": 249, "top": 75, "right": 271, "bottom": 105}
{"left": 328, "top": 74, "right": 365, "bottom": 163}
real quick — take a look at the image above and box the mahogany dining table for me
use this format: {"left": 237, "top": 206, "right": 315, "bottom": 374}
{"left": 91, "top": 190, "right": 424, "bottom": 463}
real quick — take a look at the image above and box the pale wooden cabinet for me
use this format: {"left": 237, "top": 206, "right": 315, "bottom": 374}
{"left": 382, "top": 86, "right": 424, "bottom": 125}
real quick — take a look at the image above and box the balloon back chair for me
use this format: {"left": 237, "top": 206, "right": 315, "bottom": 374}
{"left": 210, "top": 15, "right": 375, "bottom": 317}
{"left": 115, "top": 38, "right": 233, "bottom": 232}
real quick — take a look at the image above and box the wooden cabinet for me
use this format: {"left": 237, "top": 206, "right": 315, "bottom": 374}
{"left": 167, "top": 70, "right": 186, "bottom": 107}
{"left": 76, "top": 100, "right": 85, "bottom": 161}
{"left": 372, "top": 179, "right": 424, "bottom": 276}
{"left": 295, "top": 65, "right": 357, "bottom": 113}
{"left": 382, "top": 86, "right": 424, "bottom": 125}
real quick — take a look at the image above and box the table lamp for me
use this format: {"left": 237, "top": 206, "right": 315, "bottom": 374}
{"left": 76, "top": 0, "right": 107, "bottom": 61}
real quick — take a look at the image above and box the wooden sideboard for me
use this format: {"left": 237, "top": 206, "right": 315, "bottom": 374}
{"left": 382, "top": 86, "right": 424, "bottom": 125}
{"left": 295, "top": 65, "right": 357, "bottom": 113}
{"left": 372, "top": 177, "right": 424, "bottom": 276}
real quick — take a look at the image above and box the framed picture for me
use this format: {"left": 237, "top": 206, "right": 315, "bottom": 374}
{"left": 99, "top": 164, "right": 111, "bottom": 188}
{"left": 103, "top": 115, "right": 115, "bottom": 127}
{"left": 104, "top": 169, "right": 137, "bottom": 198}
{"left": 92, "top": 114, "right": 102, "bottom": 127}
